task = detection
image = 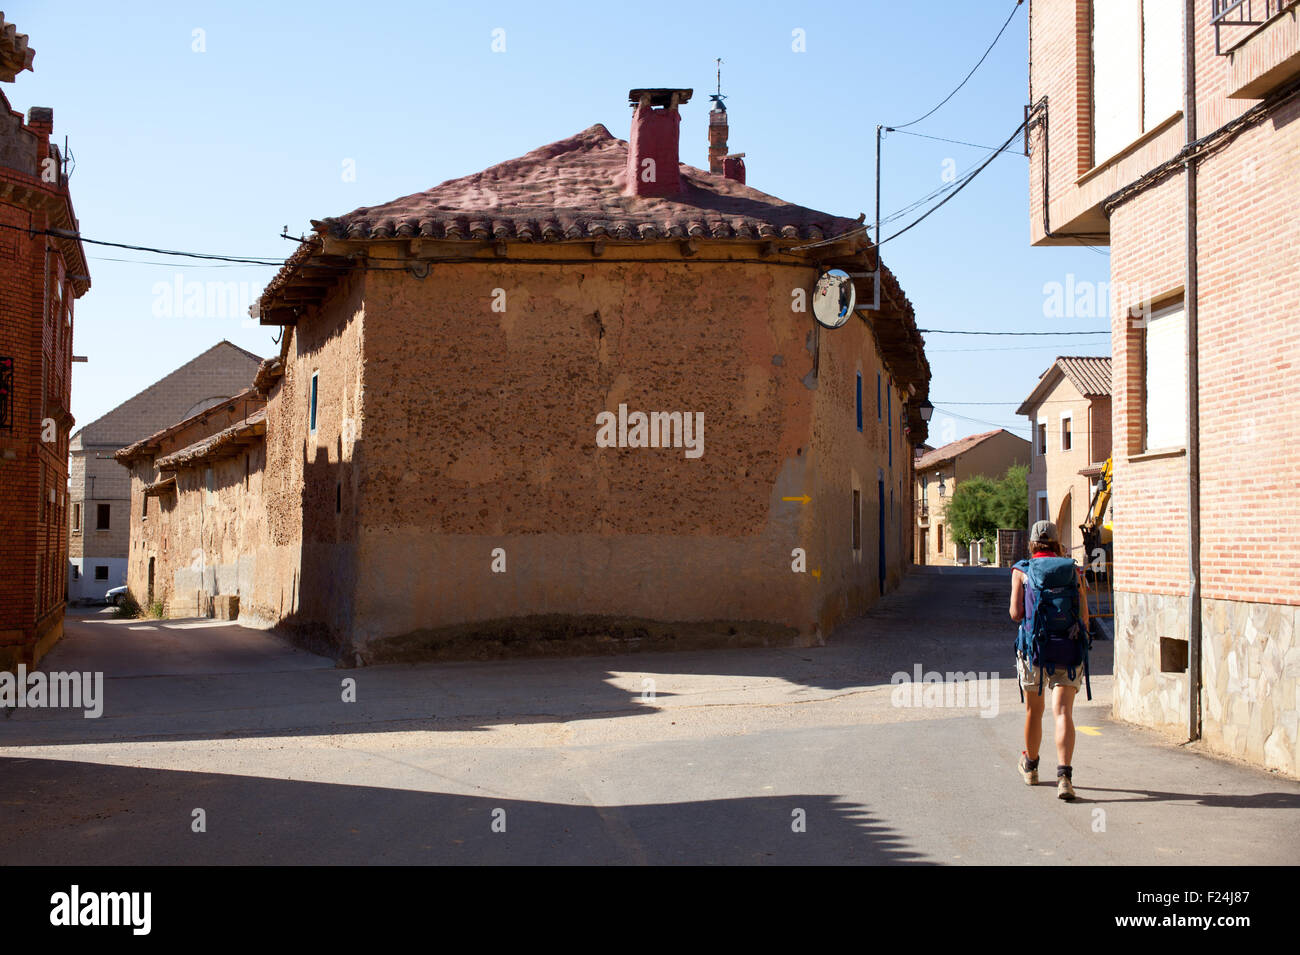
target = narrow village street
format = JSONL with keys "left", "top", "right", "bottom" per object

{"left": 4, "top": 568, "right": 1297, "bottom": 865}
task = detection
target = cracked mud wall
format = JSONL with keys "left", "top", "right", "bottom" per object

{"left": 349, "top": 252, "right": 912, "bottom": 655}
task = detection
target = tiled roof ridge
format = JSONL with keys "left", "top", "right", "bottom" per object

{"left": 310, "top": 123, "right": 860, "bottom": 244}
{"left": 114, "top": 387, "right": 263, "bottom": 463}
{"left": 153, "top": 407, "right": 267, "bottom": 471}
{"left": 914, "top": 428, "right": 1009, "bottom": 469}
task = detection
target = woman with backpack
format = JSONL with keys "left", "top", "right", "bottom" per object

{"left": 1009, "top": 520, "right": 1090, "bottom": 801}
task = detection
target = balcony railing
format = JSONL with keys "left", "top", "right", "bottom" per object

{"left": 916, "top": 499, "right": 930, "bottom": 526}
{"left": 1212, "top": 0, "right": 1298, "bottom": 54}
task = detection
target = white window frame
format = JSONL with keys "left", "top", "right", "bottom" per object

{"left": 1036, "top": 418, "right": 1047, "bottom": 456}
{"left": 1144, "top": 300, "right": 1187, "bottom": 452}
{"left": 1036, "top": 491, "right": 1049, "bottom": 524}
{"left": 1060, "top": 411, "right": 1073, "bottom": 452}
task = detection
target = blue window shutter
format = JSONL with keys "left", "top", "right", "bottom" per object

{"left": 310, "top": 374, "right": 318, "bottom": 432}
{"left": 877, "top": 372, "right": 882, "bottom": 420}
{"left": 856, "top": 373, "right": 863, "bottom": 432}
{"left": 887, "top": 386, "right": 893, "bottom": 467}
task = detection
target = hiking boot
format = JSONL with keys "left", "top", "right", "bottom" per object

{"left": 1018, "top": 752, "right": 1039, "bottom": 785}
{"left": 1057, "top": 773, "right": 1076, "bottom": 801}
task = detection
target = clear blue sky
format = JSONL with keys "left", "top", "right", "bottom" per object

{"left": 10, "top": 0, "right": 1109, "bottom": 446}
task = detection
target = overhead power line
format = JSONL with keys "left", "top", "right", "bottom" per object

{"left": 892, "top": 0, "right": 1026, "bottom": 129}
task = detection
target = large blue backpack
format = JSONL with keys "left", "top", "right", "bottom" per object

{"left": 1014, "top": 556, "right": 1091, "bottom": 701}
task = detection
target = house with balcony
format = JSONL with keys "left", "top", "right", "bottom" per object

{"left": 913, "top": 428, "right": 1029, "bottom": 565}
{"left": 1027, "top": 0, "right": 1300, "bottom": 775}
{"left": 1017, "top": 356, "right": 1112, "bottom": 561}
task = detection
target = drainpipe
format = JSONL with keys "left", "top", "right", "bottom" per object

{"left": 1184, "top": 0, "right": 1202, "bottom": 743}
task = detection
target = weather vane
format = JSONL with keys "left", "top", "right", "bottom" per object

{"left": 710, "top": 57, "right": 726, "bottom": 109}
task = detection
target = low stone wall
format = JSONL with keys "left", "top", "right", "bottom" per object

{"left": 1113, "top": 589, "right": 1299, "bottom": 777}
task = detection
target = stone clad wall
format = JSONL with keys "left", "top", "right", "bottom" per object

{"left": 1202, "top": 598, "right": 1299, "bottom": 775}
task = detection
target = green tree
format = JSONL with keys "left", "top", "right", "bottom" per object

{"left": 944, "top": 465, "right": 1029, "bottom": 552}
{"left": 944, "top": 475, "right": 999, "bottom": 550}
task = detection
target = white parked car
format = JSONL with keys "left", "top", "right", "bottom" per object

{"left": 104, "top": 585, "right": 128, "bottom": 606}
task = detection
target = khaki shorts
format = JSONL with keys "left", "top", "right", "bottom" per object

{"left": 1017, "top": 652, "right": 1084, "bottom": 694}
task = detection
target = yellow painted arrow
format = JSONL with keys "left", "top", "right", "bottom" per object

{"left": 1077, "top": 726, "right": 1102, "bottom": 736}
{"left": 811, "top": 569, "right": 821, "bottom": 579}
{"left": 782, "top": 494, "right": 812, "bottom": 505}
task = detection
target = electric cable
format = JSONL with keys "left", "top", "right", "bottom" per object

{"left": 892, "top": 0, "right": 1025, "bottom": 129}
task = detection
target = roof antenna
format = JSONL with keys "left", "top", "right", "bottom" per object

{"left": 710, "top": 57, "right": 726, "bottom": 110}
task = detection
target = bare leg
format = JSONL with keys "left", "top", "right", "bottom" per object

{"left": 1024, "top": 688, "right": 1045, "bottom": 760}
{"left": 1053, "top": 685, "right": 1078, "bottom": 765}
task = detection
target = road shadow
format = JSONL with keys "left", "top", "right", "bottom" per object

{"left": 3, "top": 566, "right": 1107, "bottom": 747}
{"left": 0, "top": 755, "right": 932, "bottom": 865}
{"left": 1076, "top": 786, "right": 1300, "bottom": 810}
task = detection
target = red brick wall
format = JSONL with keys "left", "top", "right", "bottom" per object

{"left": 0, "top": 111, "right": 82, "bottom": 668}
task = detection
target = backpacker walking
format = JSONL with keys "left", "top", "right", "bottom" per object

{"left": 1009, "top": 521, "right": 1091, "bottom": 800}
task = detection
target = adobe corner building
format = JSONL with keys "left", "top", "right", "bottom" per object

{"left": 120, "top": 88, "right": 931, "bottom": 663}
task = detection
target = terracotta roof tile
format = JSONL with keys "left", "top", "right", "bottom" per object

{"left": 1016, "top": 356, "right": 1112, "bottom": 415}
{"left": 1056, "top": 355, "right": 1112, "bottom": 397}
{"left": 315, "top": 124, "right": 861, "bottom": 244}
{"left": 914, "top": 428, "right": 1010, "bottom": 471}
{"left": 154, "top": 407, "right": 267, "bottom": 471}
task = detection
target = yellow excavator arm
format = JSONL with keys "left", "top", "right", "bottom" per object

{"left": 1080, "top": 456, "right": 1113, "bottom": 552}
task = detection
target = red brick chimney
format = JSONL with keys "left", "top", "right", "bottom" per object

{"left": 708, "top": 100, "right": 728, "bottom": 175}
{"left": 723, "top": 153, "right": 746, "bottom": 185}
{"left": 626, "top": 88, "right": 692, "bottom": 198}
{"left": 708, "top": 92, "right": 745, "bottom": 184}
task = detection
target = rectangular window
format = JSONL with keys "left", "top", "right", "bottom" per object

{"left": 1036, "top": 492, "right": 1049, "bottom": 524}
{"left": 1092, "top": 0, "right": 1182, "bottom": 165}
{"left": 205, "top": 467, "right": 216, "bottom": 507}
{"left": 72, "top": 565, "right": 79, "bottom": 580}
{"left": 96, "top": 503, "right": 110, "bottom": 529}
{"left": 1036, "top": 420, "right": 1047, "bottom": 455}
{"left": 310, "top": 372, "right": 319, "bottom": 434}
{"left": 1144, "top": 301, "right": 1187, "bottom": 451}
{"left": 856, "top": 372, "right": 863, "bottom": 433}
{"left": 1061, "top": 412, "right": 1073, "bottom": 452}
{"left": 72, "top": 502, "right": 80, "bottom": 532}
{"left": 143, "top": 492, "right": 149, "bottom": 519}
{"left": 852, "top": 488, "right": 861, "bottom": 552}
{"left": 937, "top": 523, "right": 944, "bottom": 554}
{"left": 94, "top": 565, "right": 108, "bottom": 581}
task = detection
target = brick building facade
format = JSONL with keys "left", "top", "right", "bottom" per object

{"left": 1017, "top": 356, "right": 1112, "bottom": 560}
{"left": 1028, "top": 1, "right": 1300, "bottom": 775}
{"left": 68, "top": 340, "right": 261, "bottom": 603}
{"left": 120, "top": 89, "right": 932, "bottom": 663}
{"left": 0, "top": 18, "right": 89, "bottom": 671}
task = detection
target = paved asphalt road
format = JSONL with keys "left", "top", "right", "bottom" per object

{"left": 3, "top": 569, "right": 1297, "bottom": 864}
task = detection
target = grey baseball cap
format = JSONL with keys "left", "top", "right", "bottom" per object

{"left": 1030, "top": 520, "right": 1058, "bottom": 543}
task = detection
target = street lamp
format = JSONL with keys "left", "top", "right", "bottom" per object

{"left": 918, "top": 398, "right": 934, "bottom": 423}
